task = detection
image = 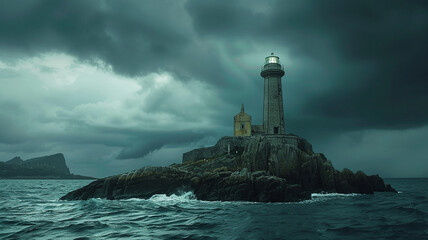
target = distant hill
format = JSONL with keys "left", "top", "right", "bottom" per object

{"left": 0, "top": 153, "right": 95, "bottom": 179}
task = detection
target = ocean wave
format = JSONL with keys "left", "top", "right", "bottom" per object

{"left": 149, "top": 191, "right": 197, "bottom": 203}
{"left": 117, "top": 192, "right": 361, "bottom": 205}
{"left": 311, "top": 192, "right": 361, "bottom": 198}
{"left": 291, "top": 192, "right": 362, "bottom": 204}
{"left": 2, "top": 179, "right": 427, "bottom": 240}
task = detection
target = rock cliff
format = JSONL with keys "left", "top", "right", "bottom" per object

{"left": 0, "top": 153, "right": 94, "bottom": 179}
{"left": 61, "top": 135, "right": 396, "bottom": 202}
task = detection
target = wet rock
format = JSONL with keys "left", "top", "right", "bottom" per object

{"left": 61, "top": 134, "right": 397, "bottom": 202}
{"left": 61, "top": 166, "right": 194, "bottom": 200}
{"left": 368, "top": 174, "right": 397, "bottom": 193}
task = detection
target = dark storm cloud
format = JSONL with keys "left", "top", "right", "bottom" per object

{"left": 64, "top": 122, "right": 211, "bottom": 160}
{"left": 2, "top": 0, "right": 427, "bottom": 133}
{"left": 115, "top": 130, "right": 209, "bottom": 159}
{"left": 273, "top": 1, "right": 428, "bottom": 130}
{"left": 0, "top": 0, "right": 231, "bottom": 86}
{"left": 185, "top": 0, "right": 263, "bottom": 37}
{"left": 186, "top": 0, "right": 428, "bottom": 132}
{"left": 37, "top": 112, "right": 212, "bottom": 160}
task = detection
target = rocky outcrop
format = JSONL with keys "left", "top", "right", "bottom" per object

{"left": 180, "top": 135, "right": 396, "bottom": 195}
{"left": 182, "top": 135, "right": 313, "bottom": 163}
{"left": 61, "top": 167, "right": 193, "bottom": 200}
{"left": 60, "top": 135, "right": 396, "bottom": 202}
{"left": 60, "top": 166, "right": 310, "bottom": 202}
{"left": 189, "top": 169, "right": 310, "bottom": 202}
{"left": 0, "top": 153, "right": 94, "bottom": 179}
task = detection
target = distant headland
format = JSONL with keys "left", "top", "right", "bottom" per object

{"left": 60, "top": 54, "right": 396, "bottom": 202}
{"left": 0, "top": 153, "right": 95, "bottom": 179}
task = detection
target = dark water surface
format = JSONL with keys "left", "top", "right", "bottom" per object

{"left": 0, "top": 179, "right": 427, "bottom": 239}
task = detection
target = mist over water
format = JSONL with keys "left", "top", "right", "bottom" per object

{"left": 0, "top": 179, "right": 427, "bottom": 239}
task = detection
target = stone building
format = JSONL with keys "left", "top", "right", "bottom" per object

{"left": 234, "top": 54, "right": 286, "bottom": 136}
{"left": 233, "top": 104, "right": 251, "bottom": 136}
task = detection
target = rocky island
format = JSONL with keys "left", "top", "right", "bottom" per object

{"left": 0, "top": 153, "right": 95, "bottom": 179}
{"left": 60, "top": 135, "right": 396, "bottom": 202}
{"left": 61, "top": 54, "right": 396, "bottom": 202}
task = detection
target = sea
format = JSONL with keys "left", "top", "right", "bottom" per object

{"left": 0, "top": 179, "right": 427, "bottom": 240}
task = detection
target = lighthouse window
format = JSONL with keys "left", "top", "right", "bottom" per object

{"left": 274, "top": 127, "right": 279, "bottom": 134}
{"left": 268, "top": 57, "right": 278, "bottom": 63}
{"left": 241, "top": 124, "right": 245, "bottom": 129}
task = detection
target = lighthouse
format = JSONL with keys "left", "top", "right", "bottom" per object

{"left": 233, "top": 53, "right": 286, "bottom": 136}
{"left": 261, "top": 53, "right": 285, "bottom": 135}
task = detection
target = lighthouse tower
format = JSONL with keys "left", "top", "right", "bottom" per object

{"left": 261, "top": 53, "right": 285, "bottom": 135}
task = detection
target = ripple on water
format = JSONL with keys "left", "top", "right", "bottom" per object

{"left": 1, "top": 179, "right": 428, "bottom": 239}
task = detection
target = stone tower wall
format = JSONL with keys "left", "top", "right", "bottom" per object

{"left": 263, "top": 76, "right": 285, "bottom": 134}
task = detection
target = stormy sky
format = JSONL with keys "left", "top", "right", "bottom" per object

{"left": 1, "top": 0, "right": 427, "bottom": 178}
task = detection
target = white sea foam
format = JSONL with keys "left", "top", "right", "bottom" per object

{"left": 311, "top": 193, "right": 361, "bottom": 198}
{"left": 291, "top": 192, "right": 362, "bottom": 204}
{"left": 149, "top": 191, "right": 197, "bottom": 203}
{"left": 120, "top": 192, "right": 361, "bottom": 205}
